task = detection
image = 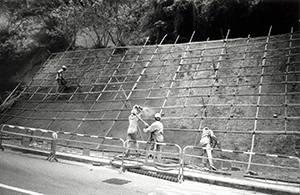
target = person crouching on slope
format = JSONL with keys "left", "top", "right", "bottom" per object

{"left": 56, "top": 65, "right": 67, "bottom": 94}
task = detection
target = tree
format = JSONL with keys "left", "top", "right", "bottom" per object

{"left": 75, "top": 0, "right": 148, "bottom": 48}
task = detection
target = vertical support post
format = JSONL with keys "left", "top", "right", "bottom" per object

{"left": 119, "top": 140, "right": 127, "bottom": 173}
{"left": 284, "top": 27, "right": 293, "bottom": 134}
{"left": 247, "top": 26, "right": 272, "bottom": 172}
{"left": 47, "top": 132, "right": 58, "bottom": 162}
{"left": 0, "top": 125, "right": 4, "bottom": 151}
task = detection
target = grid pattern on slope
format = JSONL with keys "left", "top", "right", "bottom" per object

{"left": 0, "top": 30, "right": 299, "bottom": 143}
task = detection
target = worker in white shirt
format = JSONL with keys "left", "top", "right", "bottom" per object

{"left": 56, "top": 65, "right": 67, "bottom": 93}
{"left": 143, "top": 113, "right": 164, "bottom": 159}
{"left": 199, "top": 127, "right": 218, "bottom": 170}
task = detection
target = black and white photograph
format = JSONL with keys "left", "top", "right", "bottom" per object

{"left": 0, "top": 0, "right": 299, "bottom": 194}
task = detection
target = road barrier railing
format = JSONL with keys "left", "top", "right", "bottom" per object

{"left": 0, "top": 124, "right": 58, "bottom": 161}
{"left": 243, "top": 151, "right": 300, "bottom": 185}
{"left": 56, "top": 131, "right": 125, "bottom": 161}
{"left": 1, "top": 123, "right": 299, "bottom": 188}
{"left": 182, "top": 145, "right": 300, "bottom": 186}
{"left": 121, "top": 139, "right": 183, "bottom": 182}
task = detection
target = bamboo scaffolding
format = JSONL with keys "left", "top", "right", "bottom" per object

{"left": 24, "top": 73, "right": 300, "bottom": 91}
{"left": 97, "top": 35, "right": 168, "bottom": 148}
{"left": 0, "top": 83, "right": 21, "bottom": 108}
{"left": 143, "top": 35, "right": 180, "bottom": 115}
{"left": 4, "top": 102, "right": 300, "bottom": 113}
{"left": 45, "top": 49, "right": 111, "bottom": 132}
{"left": 4, "top": 114, "right": 300, "bottom": 122}
{"left": 160, "top": 32, "right": 195, "bottom": 115}
{"left": 44, "top": 51, "right": 93, "bottom": 132}
{"left": 224, "top": 34, "right": 250, "bottom": 133}
{"left": 0, "top": 49, "right": 55, "bottom": 124}
{"left": 23, "top": 73, "right": 300, "bottom": 90}
{"left": 92, "top": 49, "right": 133, "bottom": 138}
{"left": 190, "top": 37, "right": 210, "bottom": 146}
{"left": 1, "top": 30, "right": 299, "bottom": 150}
{"left": 193, "top": 29, "right": 230, "bottom": 146}
{"left": 184, "top": 37, "right": 210, "bottom": 119}
{"left": 284, "top": 28, "right": 294, "bottom": 134}
{"left": 69, "top": 48, "right": 117, "bottom": 136}
{"left": 53, "top": 49, "right": 300, "bottom": 67}
{"left": 27, "top": 57, "right": 300, "bottom": 82}
{"left": 8, "top": 90, "right": 300, "bottom": 106}
{"left": 109, "top": 35, "right": 167, "bottom": 126}
{"left": 48, "top": 39, "right": 300, "bottom": 66}
{"left": 50, "top": 30, "right": 300, "bottom": 56}
{"left": 247, "top": 26, "right": 272, "bottom": 172}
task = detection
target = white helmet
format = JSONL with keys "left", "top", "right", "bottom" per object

{"left": 62, "top": 65, "right": 67, "bottom": 70}
{"left": 154, "top": 113, "right": 161, "bottom": 120}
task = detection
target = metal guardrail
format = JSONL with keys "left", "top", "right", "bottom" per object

{"left": 183, "top": 145, "right": 300, "bottom": 185}
{"left": 56, "top": 131, "right": 125, "bottom": 160}
{"left": 0, "top": 124, "right": 58, "bottom": 161}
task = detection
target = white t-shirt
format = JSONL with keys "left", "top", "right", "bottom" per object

{"left": 199, "top": 128, "right": 215, "bottom": 147}
{"left": 127, "top": 114, "right": 139, "bottom": 134}
{"left": 144, "top": 121, "right": 164, "bottom": 142}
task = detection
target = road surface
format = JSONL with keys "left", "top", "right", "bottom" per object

{"left": 0, "top": 149, "right": 269, "bottom": 195}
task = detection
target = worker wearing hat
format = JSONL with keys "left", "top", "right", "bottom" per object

{"left": 143, "top": 113, "right": 164, "bottom": 159}
{"left": 125, "top": 105, "right": 143, "bottom": 156}
{"left": 199, "top": 127, "right": 218, "bottom": 170}
{"left": 56, "top": 65, "right": 67, "bottom": 94}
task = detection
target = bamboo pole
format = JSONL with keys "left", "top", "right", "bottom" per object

{"left": 284, "top": 27, "right": 293, "bottom": 134}
{"left": 224, "top": 34, "right": 250, "bottom": 133}
{"left": 247, "top": 26, "right": 272, "bottom": 172}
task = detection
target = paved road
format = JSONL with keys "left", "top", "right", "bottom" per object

{"left": 0, "top": 149, "right": 269, "bottom": 195}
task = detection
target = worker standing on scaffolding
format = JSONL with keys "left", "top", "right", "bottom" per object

{"left": 199, "top": 127, "right": 218, "bottom": 170}
{"left": 125, "top": 105, "right": 143, "bottom": 156}
{"left": 56, "top": 65, "right": 67, "bottom": 94}
{"left": 143, "top": 113, "right": 164, "bottom": 160}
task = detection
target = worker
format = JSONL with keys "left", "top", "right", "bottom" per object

{"left": 143, "top": 113, "right": 164, "bottom": 159}
{"left": 125, "top": 105, "right": 143, "bottom": 156}
{"left": 199, "top": 127, "right": 218, "bottom": 170}
{"left": 56, "top": 65, "right": 67, "bottom": 94}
